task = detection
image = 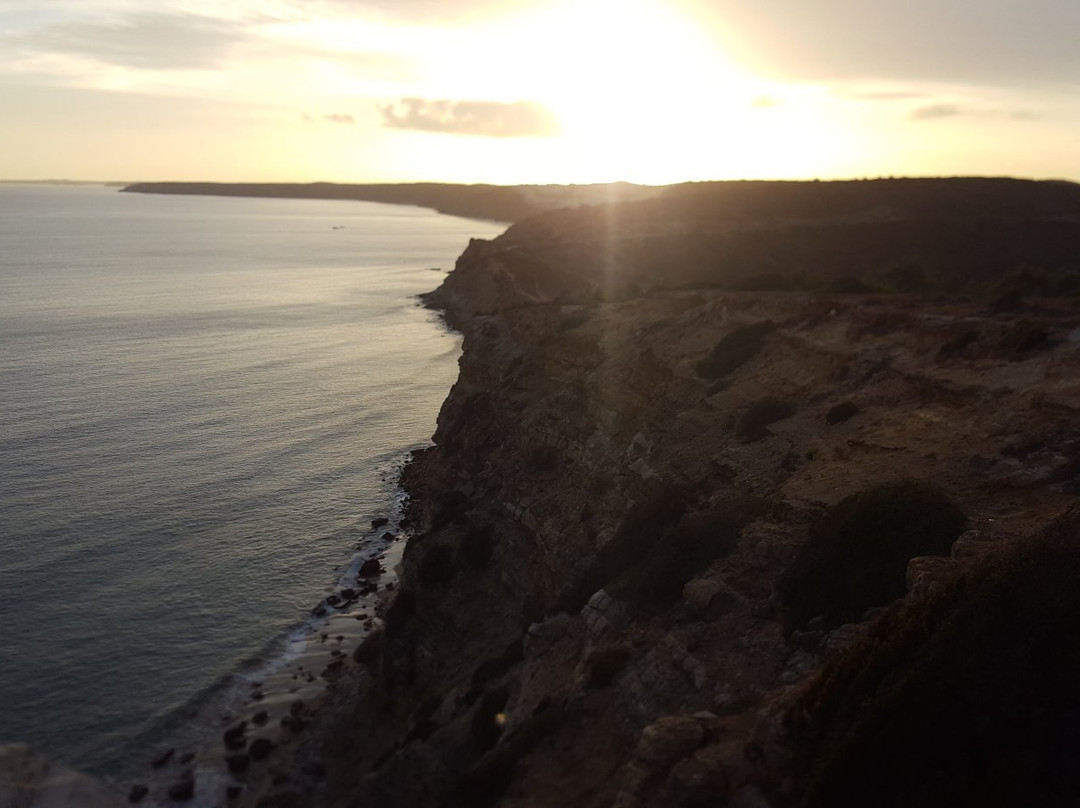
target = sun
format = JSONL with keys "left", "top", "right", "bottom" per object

{"left": 420, "top": 0, "right": 836, "bottom": 184}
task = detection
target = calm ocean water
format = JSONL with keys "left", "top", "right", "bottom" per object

{"left": 0, "top": 185, "right": 502, "bottom": 780}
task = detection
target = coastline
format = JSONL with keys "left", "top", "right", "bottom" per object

{"left": 119, "top": 181, "right": 662, "bottom": 225}
{"left": 227, "top": 177, "right": 1080, "bottom": 808}
{"left": 14, "top": 177, "right": 1080, "bottom": 806}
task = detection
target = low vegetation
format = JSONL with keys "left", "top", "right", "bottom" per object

{"left": 695, "top": 322, "right": 774, "bottom": 379}
{"left": 778, "top": 481, "right": 966, "bottom": 631}
{"left": 737, "top": 397, "right": 797, "bottom": 442}
{"left": 788, "top": 505, "right": 1080, "bottom": 808}
{"left": 610, "top": 505, "right": 746, "bottom": 612}
{"left": 557, "top": 483, "right": 687, "bottom": 614}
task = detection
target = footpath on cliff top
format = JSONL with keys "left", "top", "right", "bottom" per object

{"left": 118, "top": 178, "right": 1080, "bottom": 807}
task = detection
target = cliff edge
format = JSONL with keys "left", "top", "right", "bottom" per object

{"left": 241, "top": 178, "right": 1080, "bottom": 808}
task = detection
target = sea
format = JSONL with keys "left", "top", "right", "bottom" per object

{"left": 0, "top": 184, "right": 503, "bottom": 785}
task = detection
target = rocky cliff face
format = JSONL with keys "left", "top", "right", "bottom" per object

{"left": 249, "top": 179, "right": 1080, "bottom": 808}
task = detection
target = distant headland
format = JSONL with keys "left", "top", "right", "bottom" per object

{"left": 120, "top": 181, "right": 661, "bottom": 223}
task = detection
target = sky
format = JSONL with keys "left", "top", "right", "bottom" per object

{"left": 1, "top": 0, "right": 1079, "bottom": 185}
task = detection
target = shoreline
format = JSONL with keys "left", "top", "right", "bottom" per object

{"left": 126, "top": 493, "right": 414, "bottom": 807}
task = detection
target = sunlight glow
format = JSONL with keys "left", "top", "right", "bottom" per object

{"left": 397, "top": 0, "right": 843, "bottom": 184}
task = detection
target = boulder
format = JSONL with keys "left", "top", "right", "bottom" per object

{"left": 249, "top": 738, "right": 274, "bottom": 761}
{"left": 683, "top": 578, "right": 740, "bottom": 620}
{"left": 167, "top": 778, "right": 195, "bottom": 801}
{"left": 128, "top": 784, "right": 149, "bottom": 803}
{"left": 359, "top": 558, "right": 383, "bottom": 578}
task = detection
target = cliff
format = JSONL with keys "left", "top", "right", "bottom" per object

{"left": 119, "top": 181, "right": 660, "bottom": 224}
{"left": 240, "top": 178, "right": 1080, "bottom": 808}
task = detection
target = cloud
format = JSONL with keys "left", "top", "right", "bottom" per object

{"left": 323, "top": 112, "right": 355, "bottom": 124}
{"left": 13, "top": 11, "right": 247, "bottom": 70}
{"left": 844, "top": 90, "right": 925, "bottom": 102}
{"left": 694, "top": 0, "right": 1080, "bottom": 89}
{"left": 909, "top": 103, "right": 1040, "bottom": 122}
{"left": 379, "top": 97, "right": 560, "bottom": 138}
{"left": 911, "top": 103, "right": 960, "bottom": 120}
{"left": 283, "top": 0, "right": 548, "bottom": 24}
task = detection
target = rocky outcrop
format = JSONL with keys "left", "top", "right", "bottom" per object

{"left": 0, "top": 744, "right": 126, "bottom": 808}
{"left": 248, "top": 178, "right": 1080, "bottom": 808}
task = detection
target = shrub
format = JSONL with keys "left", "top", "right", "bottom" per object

{"left": 459, "top": 524, "right": 495, "bottom": 570}
{"left": 694, "top": 322, "right": 774, "bottom": 379}
{"left": 419, "top": 544, "right": 458, "bottom": 589}
{"left": 825, "top": 276, "right": 875, "bottom": 294}
{"left": 586, "top": 645, "right": 632, "bottom": 688}
{"left": 525, "top": 445, "right": 559, "bottom": 473}
{"left": 383, "top": 589, "right": 416, "bottom": 638}
{"left": 825, "top": 401, "right": 860, "bottom": 425}
{"left": 737, "top": 397, "right": 797, "bottom": 442}
{"left": 778, "top": 480, "right": 966, "bottom": 631}
{"left": 998, "top": 318, "right": 1052, "bottom": 355}
{"left": 789, "top": 504, "right": 1080, "bottom": 808}
{"left": 557, "top": 483, "right": 687, "bottom": 614}
{"left": 467, "top": 639, "right": 524, "bottom": 704}
{"left": 470, "top": 687, "right": 509, "bottom": 754}
{"left": 937, "top": 330, "right": 978, "bottom": 357}
{"left": 610, "top": 506, "right": 744, "bottom": 611}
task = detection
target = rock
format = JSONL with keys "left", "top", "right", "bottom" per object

{"left": 290, "top": 699, "right": 305, "bottom": 715}
{"left": 226, "top": 784, "right": 243, "bottom": 800}
{"left": 127, "top": 783, "right": 149, "bottom": 802}
{"left": 906, "top": 555, "right": 954, "bottom": 597}
{"left": 372, "top": 517, "right": 389, "bottom": 528}
{"left": 682, "top": 578, "right": 740, "bottom": 620}
{"left": 225, "top": 753, "right": 250, "bottom": 773}
{"left": 223, "top": 722, "right": 247, "bottom": 750}
{"left": 325, "top": 594, "right": 341, "bottom": 606}
{"left": 280, "top": 715, "right": 306, "bottom": 732}
{"left": 662, "top": 745, "right": 730, "bottom": 807}
{"left": 178, "top": 752, "right": 194, "bottom": 764}
{"left": 150, "top": 748, "right": 174, "bottom": 768}
{"left": 167, "top": 778, "right": 195, "bottom": 801}
{"left": 340, "top": 587, "right": 357, "bottom": 600}
{"left": 636, "top": 717, "right": 706, "bottom": 767}
{"left": 249, "top": 738, "right": 274, "bottom": 761}
{"left": 728, "top": 784, "right": 774, "bottom": 808}
{"left": 252, "top": 710, "right": 268, "bottom": 725}
{"left": 359, "top": 558, "right": 383, "bottom": 578}
{"left": 0, "top": 745, "right": 126, "bottom": 808}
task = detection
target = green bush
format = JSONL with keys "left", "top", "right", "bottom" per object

{"left": 789, "top": 505, "right": 1080, "bottom": 808}
{"left": 695, "top": 322, "right": 774, "bottom": 379}
{"left": 737, "top": 397, "right": 797, "bottom": 442}
{"left": 778, "top": 481, "right": 966, "bottom": 631}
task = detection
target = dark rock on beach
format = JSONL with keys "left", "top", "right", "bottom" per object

{"left": 127, "top": 784, "right": 148, "bottom": 803}
{"left": 358, "top": 558, "right": 383, "bottom": 577}
{"left": 167, "top": 778, "right": 194, "bottom": 801}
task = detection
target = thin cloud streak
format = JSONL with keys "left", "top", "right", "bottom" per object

{"left": 11, "top": 11, "right": 248, "bottom": 70}
{"left": 379, "top": 97, "right": 560, "bottom": 138}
